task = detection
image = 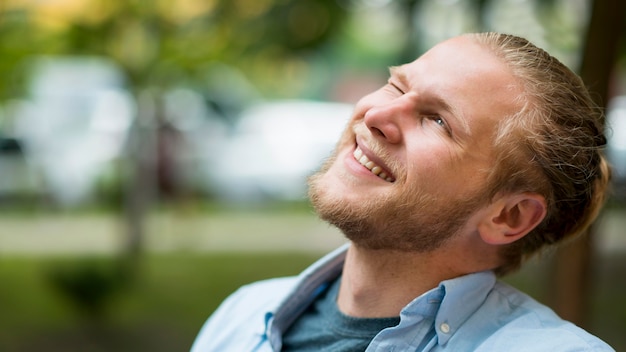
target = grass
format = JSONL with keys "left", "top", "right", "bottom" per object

{"left": 0, "top": 252, "right": 322, "bottom": 352}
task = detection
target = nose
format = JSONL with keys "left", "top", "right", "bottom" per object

{"left": 363, "top": 95, "right": 413, "bottom": 144}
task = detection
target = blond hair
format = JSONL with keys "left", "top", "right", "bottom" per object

{"left": 468, "top": 32, "right": 611, "bottom": 276}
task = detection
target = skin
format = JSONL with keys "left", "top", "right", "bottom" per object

{"left": 308, "top": 35, "right": 547, "bottom": 318}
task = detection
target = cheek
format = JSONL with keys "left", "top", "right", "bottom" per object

{"left": 404, "top": 154, "right": 440, "bottom": 188}
{"left": 403, "top": 144, "right": 464, "bottom": 192}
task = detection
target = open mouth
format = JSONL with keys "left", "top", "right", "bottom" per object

{"left": 353, "top": 147, "right": 395, "bottom": 182}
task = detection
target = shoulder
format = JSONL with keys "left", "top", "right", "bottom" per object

{"left": 469, "top": 281, "right": 614, "bottom": 351}
{"left": 203, "top": 275, "right": 299, "bottom": 323}
{"left": 230, "top": 276, "right": 300, "bottom": 303}
{"left": 191, "top": 276, "right": 299, "bottom": 352}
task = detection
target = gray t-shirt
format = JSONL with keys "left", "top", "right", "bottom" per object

{"left": 282, "top": 276, "right": 401, "bottom": 351}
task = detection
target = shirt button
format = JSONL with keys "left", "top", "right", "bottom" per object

{"left": 440, "top": 323, "right": 451, "bottom": 334}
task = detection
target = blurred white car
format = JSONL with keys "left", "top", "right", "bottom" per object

{"left": 12, "top": 57, "right": 135, "bottom": 207}
{"left": 203, "top": 100, "right": 353, "bottom": 202}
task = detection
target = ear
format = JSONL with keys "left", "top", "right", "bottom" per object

{"left": 477, "top": 193, "right": 547, "bottom": 245}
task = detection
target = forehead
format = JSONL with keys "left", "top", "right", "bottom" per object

{"left": 414, "top": 36, "right": 518, "bottom": 90}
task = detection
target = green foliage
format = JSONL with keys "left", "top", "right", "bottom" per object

{"left": 0, "top": 0, "right": 349, "bottom": 101}
{"left": 44, "top": 256, "right": 136, "bottom": 319}
{"left": 0, "top": 252, "right": 321, "bottom": 351}
{"left": 0, "top": 9, "right": 42, "bottom": 100}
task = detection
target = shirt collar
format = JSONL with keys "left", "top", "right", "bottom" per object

{"left": 265, "top": 244, "right": 496, "bottom": 349}
{"left": 433, "top": 271, "right": 496, "bottom": 345}
{"left": 266, "top": 244, "right": 348, "bottom": 351}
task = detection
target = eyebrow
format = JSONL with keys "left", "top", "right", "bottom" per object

{"left": 388, "top": 66, "right": 471, "bottom": 138}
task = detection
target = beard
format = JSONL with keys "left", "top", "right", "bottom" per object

{"left": 308, "top": 149, "right": 491, "bottom": 253}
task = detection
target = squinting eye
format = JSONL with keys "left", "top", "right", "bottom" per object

{"left": 427, "top": 115, "right": 451, "bottom": 136}
{"left": 428, "top": 115, "right": 445, "bottom": 127}
{"left": 390, "top": 82, "right": 404, "bottom": 94}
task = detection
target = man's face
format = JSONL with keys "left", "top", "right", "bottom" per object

{"left": 308, "top": 36, "right": 525, "bottom": 252}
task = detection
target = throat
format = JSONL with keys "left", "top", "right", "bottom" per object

{"left": 337, "top": 246, "right": 438, "bottom": 318}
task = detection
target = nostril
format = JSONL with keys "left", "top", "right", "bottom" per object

{"left": 370, "top": 126, "right": 386, "bottom": 138}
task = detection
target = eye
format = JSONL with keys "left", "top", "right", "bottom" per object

{"left": 424, "top": 114, "right": 445, "bottom": 126}
{"left": 389, "top": 82, "right": 405, "bottom": 95}
{"left": 426, "top": 115, "right": 451, "bottom": 136}
{"left": 432, "top": 116, "right": 445, "bottom": 127}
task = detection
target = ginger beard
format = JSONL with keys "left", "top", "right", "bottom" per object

{"left": 308, "top": 125, "right": 492, "bottom": 253}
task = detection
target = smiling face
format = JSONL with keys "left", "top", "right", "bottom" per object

{"left": 308, "top": 35, "right": 525, "bottom": 252}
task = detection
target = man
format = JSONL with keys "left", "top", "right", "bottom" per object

{"left": 191, "top": 32, "right": 613, "bottom": 351}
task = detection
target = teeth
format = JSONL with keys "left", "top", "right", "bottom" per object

{"left": 353, "top": 147, "right": 394, "bottom": 182}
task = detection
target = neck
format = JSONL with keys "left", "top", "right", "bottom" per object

{"left": 336, "top": 241, "right": 496, "bottom": 318}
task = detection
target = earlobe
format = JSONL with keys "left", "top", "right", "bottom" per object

{"left": 478, "top": 194, "right": 547, "bottom": 245}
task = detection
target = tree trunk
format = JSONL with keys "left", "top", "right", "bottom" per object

{"left": 124, "top": 90, "right": 158, "bottom": 257}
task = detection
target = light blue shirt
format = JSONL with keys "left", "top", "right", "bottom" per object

{"left": 191, "top": 244, "right": 614, "bottom": 351}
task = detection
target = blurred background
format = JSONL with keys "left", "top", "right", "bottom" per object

{"left": 0, "top": 0, "right": 624, "bottom": 350}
